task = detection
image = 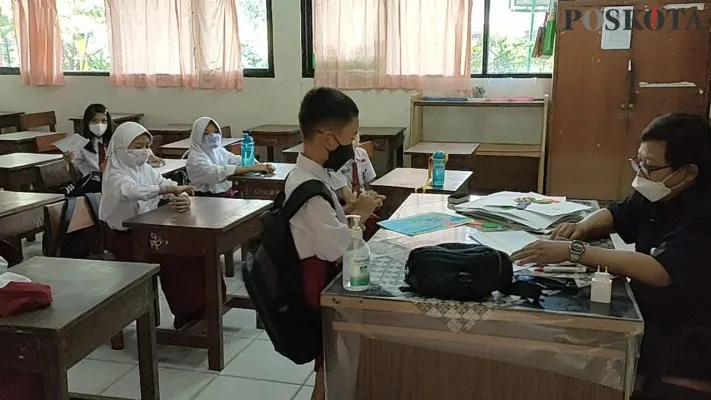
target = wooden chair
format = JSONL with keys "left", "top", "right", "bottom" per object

{"left": 150, "top": 134, "right": 164, "bottom": 157}
{"left": 35, "top": 133, "right": 68, "bottom": 153}
{"left": 227, "top": 142, "right": 241, "bottom": 156}
{"left": 20, "top": 111, "right": 57, "bottom": 132}
{"left": 33, "top": 160, "right": 73, "bottom": 192}
{"left": 43, "top": 194, "right": 126, "bottom": 349}
{"left": 222, "top": 126, "right": 232, "bottom": 138}
{"left": 359, "top": 141, "right": 374, "bottom": 158}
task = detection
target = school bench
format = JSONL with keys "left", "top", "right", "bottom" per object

{"left": 0, "top": 191, "right": 64, "bottom": 261}
{"left": 0, "top": 131, "right": 67, "bottom": 155}
{"left": 0, "top": 111, "right": 24, "bottom": 132}
{"left": 228, "top": 162, "right": 296, "bottom": 200}
{"left": 0, "top": 153, "right": 64, "bottom": 191}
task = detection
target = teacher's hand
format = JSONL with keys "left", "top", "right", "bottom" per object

{"left": 510, "top": 240, "right": 571, "bottom": 265}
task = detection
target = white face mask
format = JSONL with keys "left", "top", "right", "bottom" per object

{"left": 124, "top": 149, "right": 151, "bottom": 167}
{"left": 203, "top": 133, "right": 222, "bottom": 149}
{"left": 632, "top": 175, "right": 672, "bottom": 202}
{"left": 89, "top": 123, "right": 107, "bottom": 137}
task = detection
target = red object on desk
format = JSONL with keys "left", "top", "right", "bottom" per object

{"left": 0, "top": 282, "right": 53, "bottom": 317}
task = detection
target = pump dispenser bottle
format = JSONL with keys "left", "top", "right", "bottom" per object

{"left": 343, "top": 215, "right": 370, "bottom": 291}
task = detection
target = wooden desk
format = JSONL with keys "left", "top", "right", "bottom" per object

{"left": 282, "top": 143, "right": 302, "bottom": 163}
{"left": 0, "top": 153, "right": 63, "bottom": 191}
{"left": 152, "top": 158, "right": 186, "bottom": 177}
{"left": 246, "top": 125, "right": 301, "bottom": 162}
{"left": 70, "top": 113, "right": 144, "bottom": 134}
{"left": 0, "top": 257, "right": 159, "bottom": 400}
{"left": 147, "top": 123, "right": 193, "bottom": 145}
{"left": 0, "top": 192, "right": 63, "bottom": 256}
{"left": 359, "top": 126, "right": 406, "bottom": 173}
{"left": 0, "top": 111, "right": 24, "bottom": 132}
{"left": 370, "top": 168, "right": 472, "bottom": 218}
{"left": 124, "top": 197, "right": 272, "bottom": 371}
{"left": 406, "top": 142, "right": 479, "bottom": 193}
{"left": 0, "top": 131, "right": 68, "bottom": 155}
{"left": 229, "top": 162, "right": 295, "bottom": 200}
{"left": 159, "top": 137, "right": 241, "bottom": 159}
{"left": 322, "top": 194, "right": 642, "bottom": 400}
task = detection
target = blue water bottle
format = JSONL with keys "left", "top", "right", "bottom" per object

{"left": 431, "top": 150, "right": 447, "bottom": 188}
{"left": 241, "top": 131, "right": 255, "bottom": 167}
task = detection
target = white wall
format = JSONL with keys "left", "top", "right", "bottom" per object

{"left": 0, "top": 0, "right": 551, "bottom": 146}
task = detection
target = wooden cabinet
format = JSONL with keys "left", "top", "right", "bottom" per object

{"left": 547, "top": 0, "right": 711, "bottom": 200}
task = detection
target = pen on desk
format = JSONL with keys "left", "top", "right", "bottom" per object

{"left": 534, "top": 266, "right": 587, "bottom": 273}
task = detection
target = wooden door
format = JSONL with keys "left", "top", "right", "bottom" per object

{"left": 617, "top": 2, "right": 711, "bottom": 198}
{"left": 548, "top": 4, "right": 631, "bottom": 200}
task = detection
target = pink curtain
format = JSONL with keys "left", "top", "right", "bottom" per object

{"left": 105, "top": 0, "right": 243, "bottom": 90}
{"left": 12, "top": 0, "right": 65, "bottom": 86}
{"left": 313, "top": 0, "right": 473, "bottom": 91}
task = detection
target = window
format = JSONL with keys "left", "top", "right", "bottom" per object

{"left": 0, "top": 0, "right": 274, "bottom": 77}
{"left": 0, "top": 0, "right": 19, "bottom": 70}
{"left": 301, "top": 0, "right": 553, "bottom": 78}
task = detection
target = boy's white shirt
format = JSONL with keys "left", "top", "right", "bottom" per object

{"left": 331, "top": 147, "right": 376, "bottom": 192}
{"left": 286, "top": 154, "right": 350, "bottom": 262}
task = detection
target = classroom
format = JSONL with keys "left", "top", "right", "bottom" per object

{"left": 0, "top": 0, "right": 709, "bottom": 399}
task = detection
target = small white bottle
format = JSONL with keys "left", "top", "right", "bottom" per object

{"left": 590, "top": 266, "right": 612, "bottom": 304}
{"left": 342, "top": 215, "right": 370, "bottom": 292}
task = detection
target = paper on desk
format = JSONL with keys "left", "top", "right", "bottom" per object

{"left": 53, "top": 133, "right": 89, "bottom": 153}
{"left": 468, "top": 230, "right": 540, "bottom": 271}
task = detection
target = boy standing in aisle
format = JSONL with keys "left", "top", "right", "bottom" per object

{"left": 286, "top": 87, "right": 380, "bottom": 400}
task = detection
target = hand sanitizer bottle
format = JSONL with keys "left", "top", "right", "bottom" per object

{"left": 343, "top": 215, "right": 370, "bottom": 291}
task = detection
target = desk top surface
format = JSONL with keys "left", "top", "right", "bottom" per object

{"left": 0, "top": 111, "right": 23, "bottom": 117}
{"left": 0, "top": 153, "right": 63, "bottom": 170}
{"left": 246, "top": 125, "right": 300, "bottom": 135}
{"left": 229, "top": 162, "right": 295, "bottom": 182}
{"left": 371, "top": 168, "right": 472, "bottom": 193}
{"left": 69, "top": 113, "right": 143, "bottom": 122}
{"left": 0, "top": 191, "right": 64, "bottom": 218}
{"left": 0, "top": 131, "right": 65, "bottom": 142}
{"left": 159, "top": 137, "right": 241, "bottom": 150}
{"left": 152, "top": 158, "right": 186, "bottom": 176}
{"left": 406, "top": 142, "right": 480, "bottom": 156}
{"left": 358, "top": 127, "right": 406, "bottom": 137}
{"left": 323, "top": 193, "right": 642, "bottom": 324}
{"left": 124, "top": 197, "right": 272, "bottom": 231}
{"left": 0, "top": 256, "right": 158, "bottom": 333}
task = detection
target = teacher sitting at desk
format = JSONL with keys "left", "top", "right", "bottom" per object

{"left": 512, "top": 112, "right": 711, "bottom": 389}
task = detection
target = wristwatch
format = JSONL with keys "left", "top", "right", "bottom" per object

{"left": 569, "top": 240, "right": 586, "bottom": 263}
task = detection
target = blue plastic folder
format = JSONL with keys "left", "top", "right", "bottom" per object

{"left": 377, "top": 212, "right": 471, "bottom": 236}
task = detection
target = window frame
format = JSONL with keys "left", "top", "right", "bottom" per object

{"left": 300, "top": 0, "right": 552, "bottom": 79}
{"left": 0, "top": 0, "right": 275, "bottom": 78}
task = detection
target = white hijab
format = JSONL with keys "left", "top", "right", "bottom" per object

{"left": 187, "top": 117, "right": 234, "bottom": 193}
{"left": 98, "top": 122, "right": 154, "bottom": 221}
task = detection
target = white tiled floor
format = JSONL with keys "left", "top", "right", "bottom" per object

{"left": 18, "top": 231, "right": 633, "bottom": 400}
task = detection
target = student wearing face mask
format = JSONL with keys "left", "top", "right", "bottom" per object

{"left": 286, "top": 88, "right": 380, "bottom": 400}
{"left": 186, "top": 117, "right": 274, "bottom": 197}
{"left": 62, "top": 104, "right": 114, "bottom": 193}
{"left": 99, "top": 122, "right": 219, "bottom": 329}
{"left": 511, "top": 112, "right": 711, "bottom": 388}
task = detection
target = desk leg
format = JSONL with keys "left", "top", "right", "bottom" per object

{"left": 205, "top": 249, "right": 224, "bottom": 371}
{"left": 137, "top": 277, "right": 160, "bottom": 400}
{"left": 224, "top": 251, "right": 235, "bottom": 278}
{"left": 267, "top": 146, "right": 275, "bottom": 162}
{"left": 396, "top": 144, "right": 404, "bottom": 168}
{"left": 40, "top": 340, "right": 69, "bottom": 400}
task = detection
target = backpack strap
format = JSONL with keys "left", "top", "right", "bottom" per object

{"left": 83, "top": 192, "right": 100, "bottom": 222}
{"left": 281, "top": 180, "right": 335, "bottom": 221}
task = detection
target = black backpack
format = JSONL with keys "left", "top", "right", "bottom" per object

{"left": 402, "top": 243, "right": 543, "bottom": 302}
{"left": 243, "top": 180, "right": 335, "bottom": 365}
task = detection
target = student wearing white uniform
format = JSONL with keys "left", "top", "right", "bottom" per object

{"left": 64, "top": 104, "right": 164, "bottom": 194}
{"left": 186, "top": 117, "right": 274, "bottom": 196}
{"left": 332, "top": 131, "right": 377, "bottom": 201}
{"left": 286, "top": 88, "right": 380, "bottom": 400}
{"left": 99, "top": 122, "right": 214, "bottom": 329}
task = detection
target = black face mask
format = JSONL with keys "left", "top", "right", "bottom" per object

{"left": 324, "top": 141, "right": 355, "bottom": 171}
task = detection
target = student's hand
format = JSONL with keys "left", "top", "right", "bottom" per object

{"left": 149, "top": 154, "right": 166, "bottom": 167}
{"left": 250, "top": 163, "right": 275, "bottom": 174}
{"left": 551, "top": 222, "right": 589, "bottom": 240}
{"left": 165, "top": 185, "right": 195, "bottom": 196}
{"left": 170, "top": 193, "right": 191, "bottom": 213}
{"left": 343, "top": 189, "right": 358, "bottom": 206}
{"left": 352, "top": 192, "right": 379, "bottom": 216}
{"left": 511, "top": 240, "right": 571, "bottom": 265}
{"left": 364, "top": 190, "right": 386, "bottom": 206}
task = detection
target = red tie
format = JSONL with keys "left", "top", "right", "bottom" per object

{"left": 351, "top": 160, "right": 360, "bottom": 194}
{"left": 98, "top": 142, "right": 107, "bottom": 174}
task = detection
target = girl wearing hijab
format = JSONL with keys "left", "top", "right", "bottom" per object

{"left": 187, "top": 117, "right": 275, "bottom": 196}
{"left": 99, "top": 122, "right": 214, "bottom": 329}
